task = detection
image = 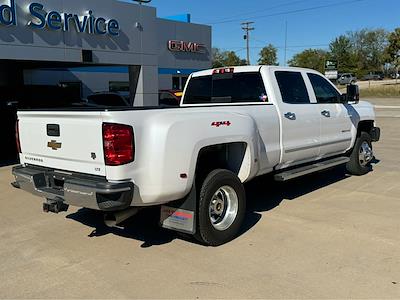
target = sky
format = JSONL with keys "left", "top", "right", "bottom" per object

{"left": 143, "top": 0, "right": 400, "bottom": 65}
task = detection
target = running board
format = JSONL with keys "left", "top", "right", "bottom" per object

{"left": 274, "top": 157, "right": 350, "bottom": 182}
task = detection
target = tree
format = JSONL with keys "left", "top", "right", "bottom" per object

{"left": 258, "top": 44, "right": 278, "bottom": 65}
{"left": 288, "top": 49, "right": 328, "bottom": 73}
{"left": 212, "top": 48, "right": 247, "bottom": 68}
{"left": 224, "top": 51, "right": 247, "bottom": 66}
{"left": 347, "top": 28, "right": 387, "bottom": 76}
{"left": 329, "top": 35, "right": 356, "bottom": 73}
{"left": 385, "top": 28, "right": 400, "bottom": 71}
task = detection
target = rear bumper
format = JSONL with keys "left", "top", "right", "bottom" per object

{"left": 12, "top": 165, "right": 134, "bottom": 211}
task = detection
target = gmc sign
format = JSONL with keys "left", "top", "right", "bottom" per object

{"left": 168, "top": 40, "right": 205, "bottom": 53}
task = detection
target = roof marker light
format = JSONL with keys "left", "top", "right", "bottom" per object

{"left": 213, "top": 68, "right": 234, "bottom": 75}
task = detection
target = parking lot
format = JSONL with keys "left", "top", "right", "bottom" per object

{"left": 0, "top": 98, "right": 399, "bottom": 299}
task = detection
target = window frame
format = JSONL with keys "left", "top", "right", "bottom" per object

{"left": 306, "top": 72, "right": 342, "bottom": 104}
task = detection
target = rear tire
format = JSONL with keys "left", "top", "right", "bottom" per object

{"left": 194, "top": 169, "right": 246, "bottom": 246}
{"left": 346, "top": 132, "right": 373, "bottom": 175}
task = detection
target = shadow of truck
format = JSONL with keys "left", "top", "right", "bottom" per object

{"left": 66, "top": 165, "right": 354, "bottom": 247}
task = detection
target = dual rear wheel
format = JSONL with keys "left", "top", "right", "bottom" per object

{"left": 194, "top": 169, "right": 246, "bottom": 246}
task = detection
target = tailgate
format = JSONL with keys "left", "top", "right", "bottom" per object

{"left": 18, "top": 111, "right": 106, "bottom": 176}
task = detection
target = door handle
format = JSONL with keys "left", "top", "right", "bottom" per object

{"left": 321, "top": 110, "right": 331, "bottom": 118}
{"left": 284, "top": 112, "right": 296, "bottom": 120}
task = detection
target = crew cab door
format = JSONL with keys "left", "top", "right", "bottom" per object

{"left": 306, "top": 72, "right": 353, "bottom": 157}
{"left": 272, "top": 70, "right": 321, "bottom": 167}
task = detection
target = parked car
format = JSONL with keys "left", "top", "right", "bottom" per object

{"left": 12, "top": 66, "right": 380, "bottom": 246}
{"left": 87, "top": 92, "right": 130, "bottom": 107}
{"left": 391, "top": 73, "right": 400, "bottom": 79}
{"left": 159, "top": 89, "right": 183, "bottom": 106}
{"left": 337, "top": 73, "right": 357, "bottom": 85}
{"left": 363, "top": 73, "right": 384, "bottom": 81}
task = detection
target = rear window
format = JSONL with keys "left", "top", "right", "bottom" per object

{"left": 183, "top": 72, "right": 267, "bottom": 104}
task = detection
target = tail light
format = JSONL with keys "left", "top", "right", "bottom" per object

{"left": 102, "top": 123, "right": 134, "bottom": 166}
{"left": 15, "top": 120, "right": 21, "bottom": 153}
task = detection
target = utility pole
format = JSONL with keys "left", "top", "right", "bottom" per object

{"left": 284, "top": 21, "right": 288, "bottom": 66}
{"left": 241, "top": 21, "right": 254, "bottom": 65}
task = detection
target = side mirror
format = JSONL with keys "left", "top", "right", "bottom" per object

{"left": 346, "top": 84, "right": 360, "bottom": 103}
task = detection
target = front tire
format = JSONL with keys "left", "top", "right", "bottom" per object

{"left": 346, "top": 132, "right": 373, "bottom": 175}
{"left": 195, "top": 169, "right": 246, "bottom": 246}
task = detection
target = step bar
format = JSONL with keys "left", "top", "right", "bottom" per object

{"left": 274, "top": 157, "right": 350, "bottom": 182}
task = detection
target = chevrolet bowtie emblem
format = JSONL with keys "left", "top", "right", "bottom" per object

{"left": 47, "top": 140, "right": 62, "bottom": 150}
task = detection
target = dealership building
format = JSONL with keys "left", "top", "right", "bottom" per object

{"left": 0, "top": 0, "right": 211, "bottom": 163}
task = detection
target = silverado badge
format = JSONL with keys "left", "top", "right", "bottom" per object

{"left": 47, "top": 140, "right": 62, "bottom": 150}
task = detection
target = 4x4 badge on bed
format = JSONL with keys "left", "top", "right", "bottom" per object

{"left": 47, "top": 140, "right": 62, "bottom": 150}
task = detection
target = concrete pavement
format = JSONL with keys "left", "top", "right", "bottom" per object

{"left": 0, "top": 102, "right": 399, "bottom": 298}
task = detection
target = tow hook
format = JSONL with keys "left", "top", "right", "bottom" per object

{"left": 43, "top": 199, "right": 69, "bottom": 214}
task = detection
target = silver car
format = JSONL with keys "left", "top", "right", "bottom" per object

{"left": 338, "top": 73, "right": 357, "bottom": 85}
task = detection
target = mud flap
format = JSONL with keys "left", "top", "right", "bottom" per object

{"left": 160, "top": 185, "right": 197, "bottom": 235}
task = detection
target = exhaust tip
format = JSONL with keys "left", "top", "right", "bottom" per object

{"left": 104, "top": 213, "right": 118, "bottom": 227}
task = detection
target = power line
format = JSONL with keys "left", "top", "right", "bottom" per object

{"left": 230, "top": 44, "right": 330, "bottom": 49}
{"left": 205, "top": 0, "right": 306, "bottom": 23}
{"left": 241, "top": 21, "right": 255, "bottom": 65}
{"left": 209, "top": 0, "right": 369, "bottom": 25}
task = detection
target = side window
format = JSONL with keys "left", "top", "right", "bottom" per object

{"left": 275, "top": 71, "right": 310, "bottom": 104}
{"left": 307, "top": 73, "right": 340, "bottom": 103}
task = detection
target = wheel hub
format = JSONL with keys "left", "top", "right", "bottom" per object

{"left": 359, "top": 141, "right": 373, "bottom": 166}
{"left": 211, "top": 198, "right": 225, "bottom": 215}
{"left": 208, "top": 186, "right": 239, "bottom": 231}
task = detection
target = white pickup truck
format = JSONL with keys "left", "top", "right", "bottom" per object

{"left": 12, "top": 66, "right": 380, "bottom": 246}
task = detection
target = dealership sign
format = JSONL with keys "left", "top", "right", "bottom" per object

{"left": 0, "top": 0, "right": 120, "bottom": 36}
{"left": 168, "top": 40, "right": 205, "bottom": 53}
{"left": 325, "top": 59, "right": 338, "bottom": 80}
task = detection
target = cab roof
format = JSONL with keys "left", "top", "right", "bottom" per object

{"left": 191, "top": 65, "right": 319, "bottom": 77}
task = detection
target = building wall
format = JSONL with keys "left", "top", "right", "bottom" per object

{"left": 157, "top": 18, "right": 211, "bottom": 71}
{"left": 0, "top": 0, "right": 158, "bottom": 65}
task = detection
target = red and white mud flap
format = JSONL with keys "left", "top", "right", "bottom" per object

{"left": 160, "top": 185, "right": 197, "bottom": 234}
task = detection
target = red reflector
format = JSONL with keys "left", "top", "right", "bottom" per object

{"left": 102, "top": 123, "right": 134, "bottom": 166}
{"left": 15, "top": 120, "right": 21, "bottom": 153}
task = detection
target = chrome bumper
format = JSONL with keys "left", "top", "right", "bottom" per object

{"left": 12, "top": 165, "right": 134, "bottom": 211}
